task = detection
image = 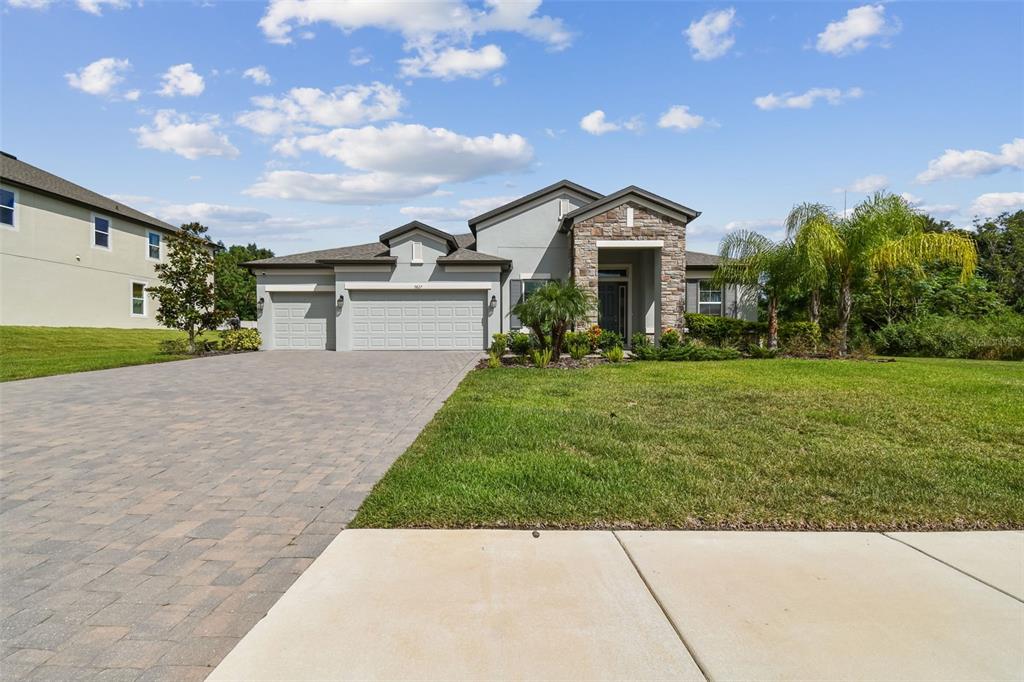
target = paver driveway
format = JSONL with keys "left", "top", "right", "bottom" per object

{"left": 0, "top": 350, "right": 479, "bottom": 681}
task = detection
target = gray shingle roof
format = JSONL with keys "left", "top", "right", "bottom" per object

{"left": 1, "top": 152, "right": 179, "bottom": 233}
{"left": 467, "top": 179, "right": 603, "bottom": 231}
{"left": 686, "top": 251, "right": 720, "bottom": 267}
{"left": 437, "top": 248, "right": 511, "bottom": 264}
{"left": 559, "top": 185, "right": 701, "bottom": 231}
{"left": 244, "top": 233, "right": 484, "bottom": 268}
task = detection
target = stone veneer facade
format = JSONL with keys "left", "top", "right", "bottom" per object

{"left": 571, "top": 202, "right": 687, "bottom": 330}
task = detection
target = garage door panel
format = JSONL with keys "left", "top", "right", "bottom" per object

{"left": 349, "top": 290, "right": 485, "bottom": 351}
{"left": 271, "top": 292, "right": 332, "bottom": 350}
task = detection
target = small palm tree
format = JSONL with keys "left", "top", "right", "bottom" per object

{"left": 513, "top": 280, "right": 594, "bottom": 360}
{"left": 785, "top": 202, "right": 836, "bottom": 325}
{"left": 713, "top": 230, "right": 797, "bottom": 349}
{"left": 788, "top": 192, "right": 977, "bottom": 354}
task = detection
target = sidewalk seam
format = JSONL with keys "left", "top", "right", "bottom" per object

{"left": 881, "top": 532, "right": 1023, "bottom": 605}
{"left": 612, "top": 531, "right": 713, "bottom": 682}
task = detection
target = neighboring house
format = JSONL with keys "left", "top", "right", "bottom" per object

{"left": 245, "top": 180, "right": 756, "bottom": 351}
{"left": 0, "top": 153, "right": 184, "bottom": 328}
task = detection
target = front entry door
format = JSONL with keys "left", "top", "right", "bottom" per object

{"left": 598, "top": 281, "right": 627, "bottom": 339}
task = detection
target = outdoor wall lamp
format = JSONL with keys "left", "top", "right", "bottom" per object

{"left": 337, "top": 293, "right": 345, "bottom": 307}
{"left": 489, "top": 294, "right": 498, "bottom": 309}
{"left": 256, "top": 297, "right": 265, "bottom": 317}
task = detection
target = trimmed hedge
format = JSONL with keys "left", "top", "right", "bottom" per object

{"left": 634, "top": 342, "right": 741, "bottom": 361}
{"left": 870, "top": 314, "right": 1024, "bottom": 361}
{"left": 684, "top": 313, "right": 820, "bottom": 351}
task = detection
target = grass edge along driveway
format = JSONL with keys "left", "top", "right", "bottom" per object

{"left": 352, "top": 358, "right": 1024, "bottom": 531}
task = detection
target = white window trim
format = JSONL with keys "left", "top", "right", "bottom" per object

{"left": 596, "top": 239, "right": 663, "bottom": 248}
{"left": 130, "top": 280, "right": 148, "bottom": 317}
{"left": 626, "top": 205, "right": 635, "bottom": 227}
{"left": 698, "top": 280, "right": 725, "bottom": 316}
{"left": 0, "top": 185, "right": 18, "bottom": 231}
{"left": 344, "top": 281, "right": 492, "bottom": 291}
{"left": 92, "top": 213, "right": 112, "bottom": 251}
{"left": 410, "top": 240, "right": 424, "bottom": 264}
{"left": 146, "top": 230, "right": 162, "bottom": 262}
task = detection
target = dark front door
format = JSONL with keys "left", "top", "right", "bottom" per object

{"left": 598, "top": 281, "right": 627, "bottom": 339}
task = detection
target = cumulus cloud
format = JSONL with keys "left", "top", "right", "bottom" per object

{"left": 399, "top": 44, "right": 507, "bottom": 79}
{"left": 247, "top": 123, "right": 532, "bottom": 204}
{"left": 400, "top": 195, "right": 519, "bottom": 221}
{"left": 834, "top": 174, "right": 888, "bottom": 193}
{"left": 65, "top": 57, "right": 132, "bottom": 97}
{"left": 900, "top": 192, "right": 959, "bottom": 218}
{"left": 159, "top": 203, "right": 272, "bottom": 225}
{"left": 579, "top": 110, "right": 642, "bottom": 136}
{"left": 349, "top": 48, "right": 372, "bottom": 66}
{"left": 158, "top": 63, "right": 205, "bottom": 97}
{"left": 916, "top": 138, "right": 1024, "bottom": 184}
{"left": 970, "top": 192, "right": 1024, "bottom": 217}
{"left": 816, "top": 4, "right": 900, "bottom": 56}
{"left": 10, "top": 0, "right": 130, "bottom": 13}
{"left": 236, "top": 82, "right": 404, "bottom": 137}
{"left": 754, "top": 87, "right": 863, "bottom": 110}
{"left": 657, "top": 105, "right": 707, "bottom": 131}
{"left": 243, "top": 66, "right": 272, "bottom": 86}
{"left": 134, "top": 110, "right": 239, "bottom": 160}
{"left": 685, "top": 8, "right": 737, "bottom": 61}
{"left": 258, "top": 0, "right": 570, "bottom": 80}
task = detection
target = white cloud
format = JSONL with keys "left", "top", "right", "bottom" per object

{"left": 247, "top": 122, "right": 532, "bottom": 204}
{"left": 10, "top": 0, "right": 131, "bottom": 13}
{"left": 187, "top": 175, "right": 202, "bottom": 182}
{"left": 754, "top": 87, "right": 863, "bottom": 110}
{"left": 243, "top": 66, "right": 272, "bottom": 86}
{"left": 65, "top": 57, "right": 131, "bottom": 97}
{"left": 124, "top": 89, "right": 141, "bottom": 101}
{"left": 657, "top": 105, "right": 707, "bottom": 131}
{"left": 134, "top": 110, "right": 239, "bottom": 160}
{"left": 399, "top": 44, "right": 506, "bottom": 79}
{"left": 349, "top": 48, "right": 372, "bottom": 66}
{"left": 236, "top": 82, "right": 404, "bottom": 137}
{"left": 400, "top": 195, "right": 518, "bottom": 221}
{"left": 723, "top": 218, "right": 784, "bottom": 232}
{"left": 579, "top": 110, "right": 641, "bottom": 136}
{"left": 159, "top": 203, "right": 272, "bottom": 225}
{"left": 834, "top": 174, "right": 888, "bottom": 193}
{"left": 899, "top": 192, "right": 959, "bottom": 218}
{"left": 916, "top": 138, "right": 1024, "bottom": 183}
{"left": 685, "top": 8, "right": 737, "bottom": 61}
{"left": 816, "top": 4, "right": 900, "bottom": 56}
{"left": 970, "top": 192, "right": 1024, "bottom": 217}
{"left": 158, "top": 63, "right": 205, "bottom": 97}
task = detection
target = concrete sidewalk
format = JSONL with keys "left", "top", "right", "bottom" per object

{"left": 210, "top": 530, "right": 1024, "bottom": 681}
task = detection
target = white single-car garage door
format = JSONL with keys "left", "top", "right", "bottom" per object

{"left": 350, "top": 290, "right": 485, "bottom": 350}
{"left": 271, "top": 292, "right": 334, "bottom": 350}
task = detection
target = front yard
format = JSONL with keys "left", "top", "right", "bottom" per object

{"left": 0, "top": 326, "right": 216, "bottom": 381}
{"left": 352, "top": 358, "right": 1024, "bottom": 530}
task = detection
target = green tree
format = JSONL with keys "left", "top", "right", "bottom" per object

{"left": 713, "top": 230, "right": 798, "bottom": 349}
{"left": 785, "top": 202, "right": 835, "bottom": 325}
{"left": 148, "top": 222, "right": 223, "bottom": 353}
{"left": 788, "top": 192, "right": 977, "bottom": 354}
{"left": 974, "top": 211, "right": 1024, "bottom": 312}
{"left": 512, "top": 280, "right": 594, "bottom": 360}
{"left": 215, "top": 243, "right": 274, "bottom": 320}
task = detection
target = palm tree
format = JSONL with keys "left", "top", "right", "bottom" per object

{"left": 788, "top": 192, "right": 977, "bottom": 355}
{"left": 513, "top": 280, "right": 594, "bottom": 360}
{"left": 713, "top": 230, "right": 797, "bottom": 349}
{"left": 785, "top": 202, "right": 836, "bottom": 325}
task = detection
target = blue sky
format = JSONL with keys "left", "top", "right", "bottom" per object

{"left": 2, "top": 0, "right": 1022, "bottom": 255}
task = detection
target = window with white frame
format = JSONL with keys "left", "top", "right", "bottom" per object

{"left": 411, "top": 240, "right": 423, "bottom": 263}
{"left": 522, "top": 279, "right": 550, "bottom": 299}
{"left": 0, "top": 187, "right": 15, "bottom": 228}
{"left": 93, "top": 215, "right": 111, "bottom": 249}
{"left": 130, "top": 282, "right": 146, "bottom": 316}
{"left": 147, "top": 231, "right": 161, "bottom": 260}
{"left": 698, "top": 280, "right": 724, "bottom": 316}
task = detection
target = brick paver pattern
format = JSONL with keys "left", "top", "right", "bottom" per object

{"left": 0, "top": 350, "right": 479, "bottom": 681}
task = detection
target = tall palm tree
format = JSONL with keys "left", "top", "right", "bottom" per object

{"left": 713, "top": 230, "right": 797, "bottom": 349}
{"left": 785, "top": 202, "right": 836, "bottom": 325}
{"left": 513, "top": 279, "right": 594, "bottom": 360}
{"left": 788, "top": 192, "right": 977, "bottom": 355}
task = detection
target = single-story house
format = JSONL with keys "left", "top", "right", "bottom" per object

{"left": 0, "top": 152, "right": 200, "bottom": 328}
{"left": 245, "top": 180, "right": 756, "bottom": 351}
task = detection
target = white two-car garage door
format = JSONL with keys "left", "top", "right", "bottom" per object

{"left": 350, "top": 290, "right": 485, "bottom": 350}
{"left": 271, "top": 292, "right": 334, "bottom": 350}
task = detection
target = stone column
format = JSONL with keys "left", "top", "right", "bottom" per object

{"left": 571, "top": 229, "right": 599, "bottom": 325}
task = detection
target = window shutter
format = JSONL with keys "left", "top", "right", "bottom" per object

{"left": 509, "top": 279, "right": 523, "bottom": 329}
{"left": 686, "top": 280, "right": 699, "bottom": 314}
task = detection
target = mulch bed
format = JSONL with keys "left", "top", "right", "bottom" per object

{"left": 477, "top": 354, "right": 616, "bottom": 370}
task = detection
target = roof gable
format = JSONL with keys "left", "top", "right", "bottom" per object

{"left": 379, "top": 221, "right": 458, "bottom": 253}
{"left": 559, "top": 185, "right": 700, "bottom": 232}
{"left": 467, "top": 179, "right": 603, "bottom": 232}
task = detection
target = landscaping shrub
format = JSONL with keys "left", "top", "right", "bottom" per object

{"left": 568, "top": 340, "right": 589, "bottom": 360}
{"left": 631, "top": 331, "right": 651, "bottom": 349}
{"left": 746, "top": 344, "right": 778, "bottom": 359}
{"left": 490, "top": 332, "right": 508, "bottom": 356}
{"left": 633, "top": 341, "right": 741, "bottom": 362}
{"left": 779, "top": 321, "right": 821, "bottom": 349}
{"left": 586, "top": 324, "right": 603, "bottom": 352}
{"left": 685, "top": 313, "right": 766, "bottom": 347}
{"left": 219, "top": 328, "right": 261, "bottom": 351}
{"left": 564, "top": 331, "right": 588, "bottom": 348}
{"left": 605, "top": 346, "right": 625, "bottom": 363}
{"left": 530, "top": 348, "right": 553, "bottom": 368}
{"left": 158, "top": 338, "right": 190, "bottom": 355}
{"left": 509, "top": 331, "right": 533, "bottom": 356}
{"left": 597, "top": 329, "right": 623, "bottom": 351}
{"left": 659, "top": 328, "right": 681, "bottom": 348}
{"left": 870, "top": 314, "right": 1024, "bottom": 360}
{"left": 486, "top": 351, "right": 502, "bottom": 368}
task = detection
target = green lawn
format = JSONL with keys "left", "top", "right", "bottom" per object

{"left": 352, "top": 358, "right": 1024, "bottom": 530}
{"left": 0, "top": 326, "right": 215, "bottom": 381}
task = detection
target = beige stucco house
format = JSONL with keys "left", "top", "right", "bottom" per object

{"left": 0, "top": 153, "right": 185, "bottom": 328}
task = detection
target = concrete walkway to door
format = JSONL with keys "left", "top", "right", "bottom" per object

{"left": 0, "top": 351, "right": 479, "bottom": 681}
{"left": 211, "top": 529, "right": 1024, "bottom": 681}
